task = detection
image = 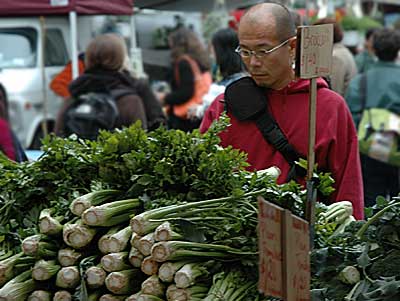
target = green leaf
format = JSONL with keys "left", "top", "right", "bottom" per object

{"left": 357, "top": 245, "right": 371, "bottom": 268}
{"left": 376, "top": 196, "right": 388, "bottom": 208}
{"left": 364, "top": 207, "right": 374, "bottom": 219}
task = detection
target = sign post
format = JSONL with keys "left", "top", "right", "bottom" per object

{"left": 295, "top": 24, "right": 333, "bottom": 238}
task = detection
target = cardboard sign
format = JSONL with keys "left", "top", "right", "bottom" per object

{"left": 283, "top": 212, "right": 311, "bottom": 301}
{"left": 258, "top": 197, "right": 310, "bottom": 301}
{"left": 258, "top": 197, "right": 284, "bottom": 298}
{"left": 295, "top": 24, "right": 333, "bottom": 79}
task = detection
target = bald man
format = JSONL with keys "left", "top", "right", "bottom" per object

{"left": 200, "top": 3, "right": 364, "bottom": 219}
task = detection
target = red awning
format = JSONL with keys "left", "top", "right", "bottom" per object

{"left": 0, "top": 0, "right": 133, "bottom": 16}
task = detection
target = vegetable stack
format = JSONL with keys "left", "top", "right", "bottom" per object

{"left": 0, "top": 118, "right": 306, "bottom": 300}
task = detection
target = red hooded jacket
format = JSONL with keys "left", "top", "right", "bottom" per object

{"left": 200, "top": 78, "right": 364, "bottom": 220}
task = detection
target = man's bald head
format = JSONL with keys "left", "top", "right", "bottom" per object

{"left": 240, "top": 2, "right": 296, "bottom": 42}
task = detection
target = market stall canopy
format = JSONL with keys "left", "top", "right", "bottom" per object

{"left": 134, "top": 0, "right": 262, "bottom": 12}
{"left": 0, "top": 0, "right": 134, "bottom": 16}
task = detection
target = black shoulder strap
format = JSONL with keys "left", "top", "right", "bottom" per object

{"left": 224, "top": 76, "right": 306, "bottom": 181}
{"left": 254, "top": 110, "right": 306, "bottom": 181}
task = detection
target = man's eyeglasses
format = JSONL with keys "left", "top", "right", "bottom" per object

{"left": 235, "top": 36, "right": 295, "bottom": 59}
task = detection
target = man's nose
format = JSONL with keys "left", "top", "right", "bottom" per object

{"left": 249, "top": 54, "right": 262, "bottom": 67}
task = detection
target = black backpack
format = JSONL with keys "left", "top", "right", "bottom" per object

{"left": 63, "top": 92, "right": 119, "bottom": 140}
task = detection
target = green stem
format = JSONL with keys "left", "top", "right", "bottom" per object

{"left": 356, "top": 202, "right": 400, "bottom": 239}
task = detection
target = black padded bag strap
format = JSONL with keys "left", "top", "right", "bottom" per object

{"left": 225, "top": 77, "right": 306, "bottom": 181}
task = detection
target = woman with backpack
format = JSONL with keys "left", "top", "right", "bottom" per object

{"left": 55, "top": 33, "right": 165, "bottom": 139}
{"left": 161, "top": 27, "right": 212, "bottom": 132}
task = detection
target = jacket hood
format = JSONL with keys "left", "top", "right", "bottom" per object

{"left": 275, "top": 77, "right": 329, "bottom": 95}
{"left": 69, "top": 68, "right": 137, "bottom": 98}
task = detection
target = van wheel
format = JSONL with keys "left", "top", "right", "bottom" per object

{"left": 30, "top": 122, "right": 55, "bottom": 150}
{"left": 30, "top": 129, "right": 44, "bottom": 150}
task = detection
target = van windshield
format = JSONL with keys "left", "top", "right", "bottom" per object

{"left": 0, "top": 27, "right": 37, "bottom": 69}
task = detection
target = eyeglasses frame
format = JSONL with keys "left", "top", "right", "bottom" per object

{"left": 235, "top": 36, "right": 296, "bottom": 59}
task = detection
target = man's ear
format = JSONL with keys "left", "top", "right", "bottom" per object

{"left": 289, "top": 37, "right": 297, "bottom": 55}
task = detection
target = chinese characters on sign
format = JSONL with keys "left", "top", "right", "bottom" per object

{"left": 258, "top": 199, "right": 284, "bottom": 297}
{"left": 296, "top": 24, "right": 333, "bottom": 79}
{"left": 258, "top": 197, "right": 310, "bottom": 301}
{"left": 285, "top": 214, "right": 310, "bottom": 301}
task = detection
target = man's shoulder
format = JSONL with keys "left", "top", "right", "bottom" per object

{"left": 317, "top": 85, "right": 349, "bottom": 109}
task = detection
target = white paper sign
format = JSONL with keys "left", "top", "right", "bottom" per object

{"left": 296, "top": 24, "right": 333, "bottom": 79}
{"left": 50, "top": 0, "right": 69, "bottom": 7}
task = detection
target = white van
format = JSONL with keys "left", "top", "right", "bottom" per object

{"left": 0, "top": 17, "right": 71, "bottom": 149}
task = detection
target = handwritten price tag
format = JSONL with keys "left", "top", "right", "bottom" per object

{"left": 258, "top": 197, "right": 310, "bottom": 301}
{"left": 258, "top": 197, "right": 284, "bottom": 298}
{"left": 286, "top": 215, "right": 310, "bottom": 301}
{"left": 296, "top": 24, "right": 333, "bottom": 79}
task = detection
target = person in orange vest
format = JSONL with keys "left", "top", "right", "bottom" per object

{"left": 161, "top": 27, "right": 212, "bottom": 132}
{"left": 50, "top": 52, "right": 86, "bottom": 99}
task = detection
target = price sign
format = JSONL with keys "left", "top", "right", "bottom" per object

{"left": 283, "top": 213, "right": 310, "bottom": 301}
{"left": 295, "top": 24, "right": 333, "bottom": 79}
{"left": 258, "top": 197, "right": 310, "bottom": 301}
{"left": 258, "top": 197, "right": 284, "bottom": 298}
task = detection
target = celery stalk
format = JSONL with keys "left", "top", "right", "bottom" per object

{"left": 158, "top": 260, "right": 189, "bottom": 283}
{"left": 56, "top": 266, "right": 80, "bottom": 289}
{"left": 174, "top": 262, "right": 208, "bottom": 288}
{"left": 63, "top": 220, "right": 97, "bottom": 249}
{"left": 0, "top": 252, "right": 24, "bottom": 286}
{"left": 82, "top": 199, "right": 140, "bottom": 227}
{"left": 141, "top": 256, "right": 159, "bottom": 276}
{"left": 107, "top": 226, "right": 132, "bottom": 253}
{"left": 137, "top": 294, "right": 165, "bottom": 301}
{"left": 130, "top": 189, "right": 265, "bottom": 236}
{"left": 154, "top": 221, "right": 183, "bottom": 241}
{"left": 0, "top": 270, "right": 35, "bottom": 301}
{"left": 141, "top": 275, "right": 165, "bottom": 298}
{"left": 128, "top": 247, "right": 144, "bottom": 268}
{"left": 27, "top": 290, "right": 52, "bottom": 301}
{"left": 130, "top": 232, "right": 142, "bottom": 249}
{"left": 53, "top": 290, "right": 72, "bottom": 301}
{"left": 85, "top": 265, "right": 107, "bottom": 289}
{"left": 137, "top": 233, "right": 155, "bottom": 256}
{"left": 32, "top": 259, "right": 61, "bottom": 281}
{"left": 151, "top": 241, "right": 256, "bottom": 262}
{"left": 70, "top": 189, "right": 121, "bottom": 217}
{"left": 39, "top": 208, "right": 63, "bottom": 236}
{"left": 58, "top": 248, "right": 82, "bottom": 267}
{"left": 101, "top": 252, "right": 131, "bottom": 272}
{"left": 99, "top": 295, "right": 127, "bottom": 301}
{"left": 105, "top": 269, "right": 144, "bottom": 295}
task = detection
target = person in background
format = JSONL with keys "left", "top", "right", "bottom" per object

{"left": 49, "top": 52, "right": 86, "bottom": 99}
{"left": 0, "top": 84, "right": 27, "bottom": 162}
{"left": 55, "top": 33, "right": 148, "bottom": 135}
{"left": 288, "top": 7, "right": 305, "bottom": 27}
{"left": 211, "top": 28, "right": 248, "bottom": 87}
{"left": 0, "top": 85, "right": 16, "bottom": 160}
{"left": 194, "top": 28, "right": 248, "bottom": 121}
{"left": 162, "top": 27, "right": 212, "bottom": 132}
{"left": 313, "top": 18, "right": 358, "bottom": 96}
{"left": 345, "top": 28, "right": 400, "bottom": 207}
{"left": 354, "top": 28, "right": 377, "bottom": 74}
{"left": 200, "top": 2, "right": 364, "bottom": 220}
